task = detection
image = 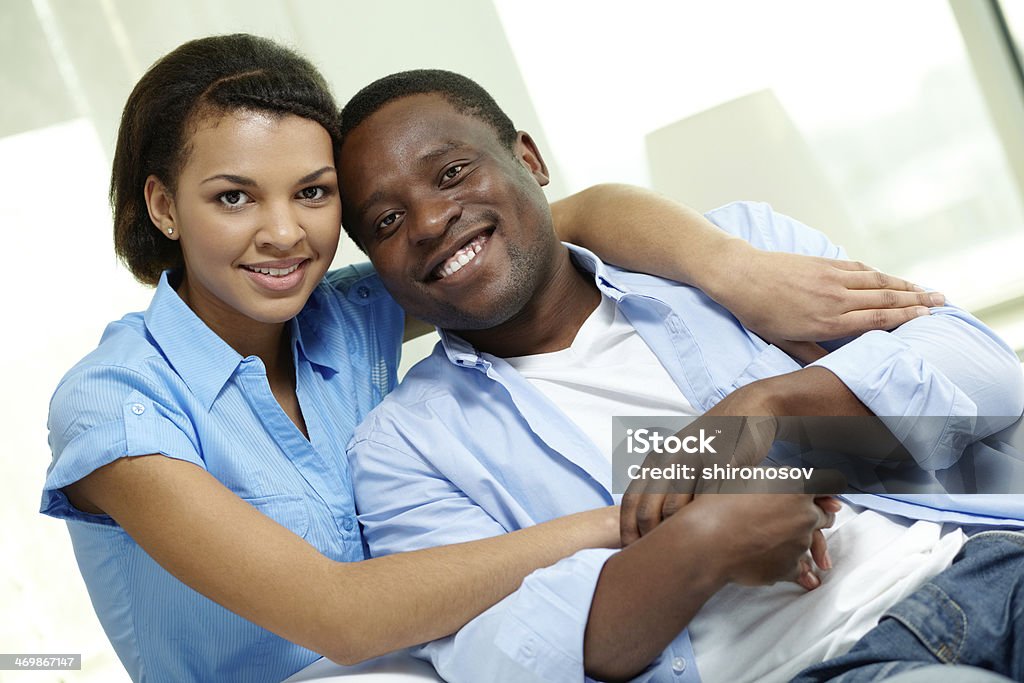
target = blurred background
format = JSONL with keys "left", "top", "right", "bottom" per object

{"left": 2, "top": 0, "right": 1023, "bottom": 680}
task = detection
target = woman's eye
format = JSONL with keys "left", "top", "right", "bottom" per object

{"left": 442, "top": 165, "right": 464, "bottom": 181}
{"left": 218, "top": 190, "right": 251, "bottom": 207}
{"left": 298, "top": 186, "right": 325, "bottom": 201}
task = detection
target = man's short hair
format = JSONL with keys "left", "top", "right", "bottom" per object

{"left": 339, "top": 69, "right": 517, "bottom": 152}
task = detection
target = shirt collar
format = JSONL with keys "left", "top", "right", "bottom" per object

{"left": 291, "top": 282, "right": 346, "bottom": 375}
{"left": 144, "top": 272, "right": 343, "bottom": 410}
{"left": 436, "top": 243, "right": 630, "bottom": 367}
{"left": 144, "top": 271, "right": 243, "bottom": 410}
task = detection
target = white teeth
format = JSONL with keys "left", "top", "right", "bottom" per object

{"left": 246, "top": 263, "right": 301, "bottom": 276}
{"left": 436, "top": 233, "right": 489, "bottom": 279}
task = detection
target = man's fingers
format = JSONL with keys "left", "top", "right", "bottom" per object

{"left": 619, "top": 494, "right": 642, "bottom": 546}
{"left": 635, "top": 493, "right": 666, "bottom": 538}
{"left": 810, "top": 529, "right": 832, "bottom": 571}
{"left": 661, "top": 493, "right": 691, "bottom": 519}
{"left": 794, "top": 555, "right": 821, "bottom": 590}
{"left": 815, "top": 496, "right": 843, "bottom": 516}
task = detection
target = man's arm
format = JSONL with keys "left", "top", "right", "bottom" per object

{"left": 583, "top": 493, "right": 837, "bottom": 682}
{"left": 691, "top": 201, "right": 1022, "bottom": 464}
{"left": 350, "top": 428, "right": 834, "bottom": 683}
{"left": 621, "top": 202, "right": 1024, "bottom": 542}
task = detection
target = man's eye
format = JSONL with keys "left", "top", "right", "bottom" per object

{"left": 443, "top": 165, "right": 464, "bottom": 181}
{"left": 378, "top": 212, "right": 401, "bottom": 230}
{"left": 218, "top": 190, "right": 251, "bottom": 207}
{"left": 298, "top": 186, "right": 325, "bottom": 200}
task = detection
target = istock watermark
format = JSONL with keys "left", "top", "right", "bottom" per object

{"left": 610, "top": 415, "right": 1024, "bottom": 495}
{"left": 625, "top": 427, "right": 717, "bottom": 455}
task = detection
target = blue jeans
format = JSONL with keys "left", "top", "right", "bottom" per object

{"left": 792, "top": 530, "right": 1024, "bottom": 683}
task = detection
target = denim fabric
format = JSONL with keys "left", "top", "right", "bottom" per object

{"left": 792, "top": 531, "right": 1024, "bottom": 683}
{"left": 883, "top": 664, "right": 1013, "bottom": 683}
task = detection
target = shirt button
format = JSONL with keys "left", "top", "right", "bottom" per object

{"left": 130, "top": 403, "right": 145, "bottom": 415}
{"left": 342, "top": 517, "right": 355, "bottom": 531}
{"left": 357, "top": 286, "right": 370, "bottom": 299}
{"left": 671, "top": 656, "right": 687, "bottom": 674}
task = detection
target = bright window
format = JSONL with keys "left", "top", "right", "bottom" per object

{"left": 496, "top": 0, "right": 1024, "bottom": 350}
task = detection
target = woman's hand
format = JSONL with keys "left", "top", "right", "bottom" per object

{"left": 707, "top": 240, "right": 944, "bottom": 345}
{"left": 551, "top": 184, "right": 943, "bottom": 349}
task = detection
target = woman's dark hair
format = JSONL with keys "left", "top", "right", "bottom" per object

{"left": 111, "top": 33, "right": 341, "bottom": 285}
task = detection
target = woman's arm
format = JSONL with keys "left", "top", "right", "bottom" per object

{"left": 65, "top": 455, "right": 618, "bottom": 665}
{"left": 551, "top": 184, "right": 942, "bottom": 344}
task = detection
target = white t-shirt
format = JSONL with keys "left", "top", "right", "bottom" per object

{"left": 505, "top": 293, "right": 965, "bottom": 683}
{"left": 505, "top": 295, "right": 699, "bottom": 462}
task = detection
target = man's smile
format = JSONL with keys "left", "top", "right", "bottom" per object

{"left": 425, "top": 228, "right": 494, "bottom": 282}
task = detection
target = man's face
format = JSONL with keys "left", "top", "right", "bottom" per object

{"left": 339, "top": 93, "right": 559, "bottom": 330}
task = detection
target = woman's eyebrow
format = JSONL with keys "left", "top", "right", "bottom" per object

{"left": 297, "top": 166, "right": 336, "bottom": 184}
{"left": 200, "top": 166, "right": 335, "bottom": 186}
{"left": 202, "top": 173, "right": 257, "bottom": 186}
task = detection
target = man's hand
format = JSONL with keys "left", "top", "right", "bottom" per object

{"left": 620, "top": 383, "right": 782, "bottom": 545}
{"left": 685, "top": 492, "right": 839, "bottom": 588}
{"left": 709, "top": 243, "right": 944, "bottom": 345}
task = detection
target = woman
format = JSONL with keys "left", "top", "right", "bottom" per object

{"left": 41, "top": 34, "right": 933, "bottom": 682}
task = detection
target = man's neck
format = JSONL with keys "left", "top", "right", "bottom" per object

{"left": 457, "top": 248, "right": 602, "bottom": 358}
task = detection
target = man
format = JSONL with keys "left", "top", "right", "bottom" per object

{"left": 337, "top": 70, "right": 1024, "bottom": 682}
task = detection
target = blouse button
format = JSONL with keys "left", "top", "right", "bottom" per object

{"left": 357, "top": 286, "right": 370, "bottom": 299}
{"left": 342, "top": 517, "right": 355, "bottom": 531}
{"left": 130, "top": 403, "right": 145, "bottom": 415}
{"left": 671, "top": 656, "right": 687, "bottom": 674}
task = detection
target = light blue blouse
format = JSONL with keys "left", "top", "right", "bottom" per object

{"left": 41, "top": 264, "right": 403, "bottom": 682}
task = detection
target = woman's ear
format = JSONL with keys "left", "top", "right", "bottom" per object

{"left": 144, "top": 175, "right": 179, "bottom": 240}
{"left": 515, "top": 132, "right": 550, "bottom": 187}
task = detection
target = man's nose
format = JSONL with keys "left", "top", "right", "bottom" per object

{"left": 408, "top": 196, "right": 462, "bottom": 244}
{"left": 256, "top": 203, "right": 305, "bottom": 251}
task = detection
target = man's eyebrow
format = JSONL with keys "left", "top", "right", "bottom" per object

{"left": 421, "top": 141, "right": 463, "bottom": 162}
{"left": 355, "top": 190, "right": 386, "bottom": 222}
{"left": 201, "top": 166, "right": 335, "bottom": 186}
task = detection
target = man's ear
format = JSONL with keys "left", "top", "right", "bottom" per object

{"left": 144, "top": 174, "right": 179, "bottom": 241}
{"left": 515, "top": 132, "right": 550, "bottom": 187}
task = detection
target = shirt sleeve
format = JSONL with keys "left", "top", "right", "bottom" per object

{"left": 349, "top": 431, "right": 631, "bottom": 683}
{"left": 711, "top": 202, "right": 1024, "bottom": 469}
{"left": 42, "top": 364, "right": 203, "bottom": 525}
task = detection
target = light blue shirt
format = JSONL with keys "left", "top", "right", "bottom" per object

{"left": 349, "top": 202, "right": 1024, "bottom": 683}
{"left": 41, "top": 265, "right": 404, "bottom": 683}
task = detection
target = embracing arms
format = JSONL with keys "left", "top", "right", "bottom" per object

{"left": 551, "top": 184, "right": 940, "bottom": 346}
{"left": 63, "top": 459, "right": 618, "bottom": 665}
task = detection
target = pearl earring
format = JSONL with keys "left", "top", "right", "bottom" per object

{"left": 167, "top": 227, "right": 174, "bottom": 235}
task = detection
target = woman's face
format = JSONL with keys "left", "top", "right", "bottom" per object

{"left": 163, "top": 109, "right": 341, "bottom": 331}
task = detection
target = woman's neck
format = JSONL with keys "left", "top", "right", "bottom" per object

{"left": 175, "top": 274, "right": 293, "bottom": 379}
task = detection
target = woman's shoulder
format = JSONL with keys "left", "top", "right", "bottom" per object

{"left": 50, "top": 311, "right": 188, "bottom": 435}
{"left": 56, "top": 311, "right": 174, "bottom": 393}
{"left": 311, "top": 262, "right": 404, "bottom": 343}
{"left": 320, "top": 262, "right": 395, "bottom": 308}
